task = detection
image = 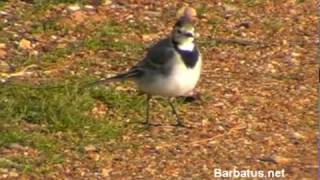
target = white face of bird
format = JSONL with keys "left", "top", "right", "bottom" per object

{"left": 172, "top": 22, "right": 195, "bottom": 46}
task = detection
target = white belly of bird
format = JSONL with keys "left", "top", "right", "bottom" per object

{"left": 138, "top": 58, "right": 202, "bottom": 97}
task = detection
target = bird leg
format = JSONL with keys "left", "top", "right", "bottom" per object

{"left": 143, "top": 94, "right": 152, "bottom": 125}
{"left": 168, "top": 98, "right": 185, "bottom": 127}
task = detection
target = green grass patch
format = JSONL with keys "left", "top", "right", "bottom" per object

{"left": 31, "top": 19, "right": 69, "bottom": 35}
{"left": 196, "top": 5, "right": 209, "bottom": 17}
{"left": 208, "top": 17, "right": 224, "bottom": 27}
{"left": 242, "top": 0, "right": 261, "bottom": 7}
{"left": 0, "top": 0, "right": 7, "bottom": 9}
{"left": 0, "top": 78, "right": 145, "bottom": 147}
{"left": 0, "top": 157, "right": 34, "bottom": 172}
{"left": 0, "top": 78, "right": 146, "bottom": 173}
{"left": 0, "top": 80, "right": 124, "bottom": 147}
{"left": 0, "top": 80, "right": 118, "bottom": 132}
{"left": 224, "top": 0, "right": 265, "bottom": 7}
{"left": 127, "top": 22, "right": 157, "bottom": 34}
{"left": 40, "top": 44, "right": 77, "bottom": 63}
{"left": 33, "top": 0, "right": 84, "bottom": 11}
{"left": 83, "top": 38, "right": 144, "bottom": 52}
{"left": 98, "top": 21, "right": 123, "bottom": 36}
{"left": 83, "top": 21, "right": 144, "bottom": 52}
{"left": 13, "top": 20, "right": 143, "bottom": 69}
{"left": 16, "top": 41, "right": 79, "bottom": 67}
{"left": 90, "top": 86, "right": 145, "bottom": 115}
{"left": 262, "top": 16, "right": 284, "bottom": 33}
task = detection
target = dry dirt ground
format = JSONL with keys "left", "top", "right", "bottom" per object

{"left": 0, "top": 0, "right": 318, "bottom": 179}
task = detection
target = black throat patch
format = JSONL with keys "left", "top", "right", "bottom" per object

{"left": 172, "top": 41, "right": 199, "bottom": 68}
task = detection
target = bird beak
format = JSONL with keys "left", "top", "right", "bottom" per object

{"left": 183, "top": 32, "right": 194, "bottom": 37}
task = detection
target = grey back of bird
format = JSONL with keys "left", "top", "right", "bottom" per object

{"left": 132, "top": 38, "right": 177, "bottom": 81}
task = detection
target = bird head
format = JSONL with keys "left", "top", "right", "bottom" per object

{"left": 172, "top": 17, "right": 195, "bottom": 46}
{"left": 172, "top": 7, "right": 197, "bottom": 47}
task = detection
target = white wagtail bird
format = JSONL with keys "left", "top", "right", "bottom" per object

{"left": 89, "top": 8, "right": 201, "bottom": 127}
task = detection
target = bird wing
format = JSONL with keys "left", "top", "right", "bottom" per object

{"left": 132, "top": 38, "right": 176, "bottom": 73}
{"left": 84, "top": 38, "right": 176, "bottom": 87}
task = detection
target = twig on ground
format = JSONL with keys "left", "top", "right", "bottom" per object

{"left": 0, "top": 64, "right": 40, "bottom": 83}
{"left": 0, "top": 64, "right": 39, "bottom": 78}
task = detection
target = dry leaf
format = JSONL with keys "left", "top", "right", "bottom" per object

{"left": 259, "top": 155, "right": 291, "bottom": 164}
{"left": 70, "top": 11, "right": 87, "bottom": 24}
{"left": 142, "top": 34, "right": 157, "bottom": 42}
{"left": 19, "top": 39, "right": 32, "bottom": 50}
{"left": 223, "top": 3, "right": 239, "bottom": 12}
{"left": 101, "top": 168, "right": 112, "bottom": 177}
{"left": 272, "top": 155, "right": 291, "bottom": 164}
{"left": 103, "top": 0, "right": 112, "bottom": 5}
{"left": 0, "top": 43, "right": 6, "bottom": 49}
{"left": 201, "top": 118, "right": 210, "bottom": 127}
{"left": 88, "top": 152, "right": 100, "bottom": 161}
{"left": 0, "top": 60, "right": 10, "bottom": 72}
{"left": 84, "top": 5, "right": 95, "bottom": 10}
{"left": 0, "top": 49, "right": 7, "bottom": 59}
{"left": 68, "top": 4, "right": 81, "bottom": 11}
{"left": 84, "top": 144, "right": 97, "bottom": 152}
{"left": 8, "top": 171, "right": 19, "bottom": 177}
{"left": 290, "top": 132, "right": 306, "bottom": 140}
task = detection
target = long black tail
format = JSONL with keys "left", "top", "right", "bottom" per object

{"left": 84, "top": 69, "right": 142, "bottom": 88}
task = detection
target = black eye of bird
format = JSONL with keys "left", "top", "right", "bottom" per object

{"left": 177, "top": 29, "right": 182, "bottom": 34}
